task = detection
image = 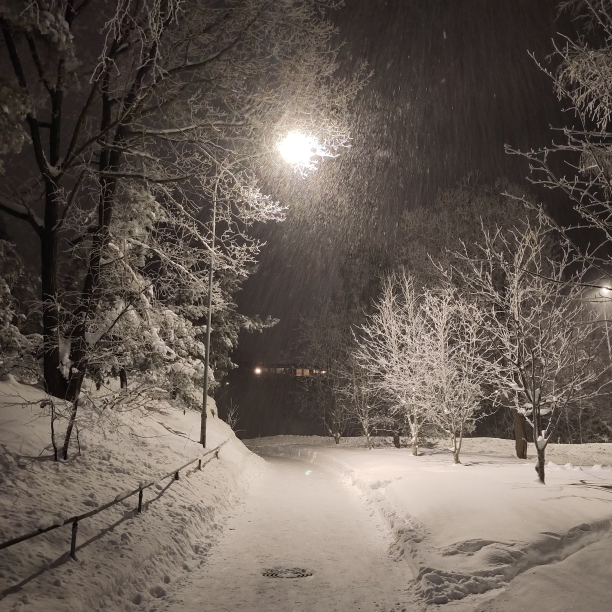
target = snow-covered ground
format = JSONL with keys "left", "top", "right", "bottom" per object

{"left": 0, "top": 376, "right": 263, "bottom": 612}
{"left": 3, "top": 378, "right": 612, "bottom": 612}
{"left": 154, "top": 457, "right": 414, "bottom": 612}
{"left": 246, "top": 435, "right": 612, "bottom": 611}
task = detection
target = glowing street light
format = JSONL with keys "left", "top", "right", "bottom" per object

{"left": 200, "top": 133, "right": 326, "bottom": 447}
{"left": 277, "top": 131, "right": 322, "bottom": 173}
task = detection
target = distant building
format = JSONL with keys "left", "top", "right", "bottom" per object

{"left": 253, "top": 364, "right": 327, "bottom": 377}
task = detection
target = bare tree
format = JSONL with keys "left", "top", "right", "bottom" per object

{"left": 508, "top": 0, "right": 612, "bottom": 282}
{"left": 223, "top": 399, "right": 241, "bottom": 433}
{"left": 334, "top": 351, "right": 382, "bottom": 449}
{"left": 418, "top": 288, "right": 496, "bottom": 464}
{"left": 455, "top": 217, "right": 607, "bottom": 483}
{"left": 400, "top": 179, "right": 542, "bottom": 458}
{"left": 356, "top": 271, "right": 429, "bottom": 456}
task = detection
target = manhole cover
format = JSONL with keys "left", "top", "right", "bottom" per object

{"left": 262, "top": 567, "right": 313, "bottom": 579}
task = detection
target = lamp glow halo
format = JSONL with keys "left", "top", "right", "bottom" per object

{"left": 278, "top": 132, "right": 318, "bottom": 167}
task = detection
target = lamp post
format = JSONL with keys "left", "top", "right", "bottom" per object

{"left": 200, "top": 181, "right": 219, "bottom": 448}
{"left": 199, "top": 132, "right": 322, "bottom": 447}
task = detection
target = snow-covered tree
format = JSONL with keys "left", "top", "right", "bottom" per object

{"left": 356, "top": 271, "right": 429, "bottom": 455}
{"left": 0, "top": 240, "right": 41, "bottom": 380}
{"left": 509, "top": 0, "right": 612, "bottom": 283}
{"left": 455, "top": 217, "right": 607, "bottom": 483}
{"left": 400, "top": 180, "right": 543, "bottom": 458}
{"left": 418, "top": 288, "right": 495, "bottom": 464}
{"left": 0, "top": 1, "right": 360, "bottom": 450}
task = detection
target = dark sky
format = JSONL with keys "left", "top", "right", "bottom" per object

{"left": 234, "top": 0, "right": 578, "bottom": 365}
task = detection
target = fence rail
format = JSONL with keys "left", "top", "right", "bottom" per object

{"left": 0, "top": 439, "right": 229, "bottom": 560}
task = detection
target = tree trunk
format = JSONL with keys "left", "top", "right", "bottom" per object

{"left": 50, "top": 401, "right": 58, "bottom": 462}
{"left": 62, "top": 397, "right": 79, "bottom": 460}
{"left": 535, "top": 444, "right": 546, "bottom": 484}
{"left": 512, "top": 408, "right": 528, "bottom": 459}
{"left": 409, "top": 414, "right": 418, "bottom": 455}
{"left": 120, "top": 368, "right": 128, "bottom": 388}
{"left": 333, "top": 431, "right": 341, "bottom": 444}
{"left": 453, "top": 430, "right": 464, "bottom": 464}
{"left": 392, "top": 430, "right": 401, "bottom": 449}
{"left": 66, "top": 371, "right": 84, "bottom": 401}
{"left": 62, "top": 365, "right": 87, "bottom": 456}
{"left": 41, "top": 226, "right": 68, "bottom": 399}
{"left": 452, "top": 434, "right": 461, "bottom": 464}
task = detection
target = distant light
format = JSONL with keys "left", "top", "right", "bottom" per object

{"left": 254, "top": 367, "right": 262, "bottom": 375}
{"left": 278, "top": 132, "right": 318, "bottom": 167}
{"left": 321, "top": 370, "right": 326, "bottom": 374}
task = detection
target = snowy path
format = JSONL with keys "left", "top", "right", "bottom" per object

{"left": 158, "top": 457, "right": 413, "bottom": 612}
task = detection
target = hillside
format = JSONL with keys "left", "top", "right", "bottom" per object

{"left": 0, "top": 376, "right": 263, "bottom": 611}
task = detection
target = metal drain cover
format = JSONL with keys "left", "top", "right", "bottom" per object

{"left": 262, "top": 567, "right": 313, "bottom": 579}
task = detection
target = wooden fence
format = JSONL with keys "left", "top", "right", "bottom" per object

{"left": 0, "top": 440, "right": 229, "bottom": 560}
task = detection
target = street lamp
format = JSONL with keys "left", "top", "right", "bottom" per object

{"left": 277, "top": 131, "right": 322, "bottom": 174}
{"left": 200, "top": 179, "right": 219, "bottom": 448}
{"left": 200, "top": 132, "right": 324, "bottom": 446}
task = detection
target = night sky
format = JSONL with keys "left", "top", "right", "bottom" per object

{"left": 234, "top": 0, "right": 581, "bottom": 366}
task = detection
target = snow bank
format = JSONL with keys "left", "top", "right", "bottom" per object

{"left": 0, "top": 376, "right": 263, "bottom": 611}
{"left": 246, "top": 435, "right": 612, "bottom": 608}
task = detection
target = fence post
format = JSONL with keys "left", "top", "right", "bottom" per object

{"left": 138, "top": 488, "right": 143, "bottom": 513}
{"left": 174, "top": 470, "right": 179, "bottom": 481}
{"left": 198, "top": 459, "right": 202, "bottom": 470}
{"left": 70, "top": 520, "right": 78, "bottom": 560}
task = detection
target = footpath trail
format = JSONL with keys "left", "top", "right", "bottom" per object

{"left": 159, "top": 456, "right": 413, "bottom": 612}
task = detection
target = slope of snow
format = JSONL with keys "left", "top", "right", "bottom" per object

{"left": 0, "top": 376, "right": 263, "bottom": 611}
{"left": 246, "top": 435, "right": 612, "bottom": 609}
